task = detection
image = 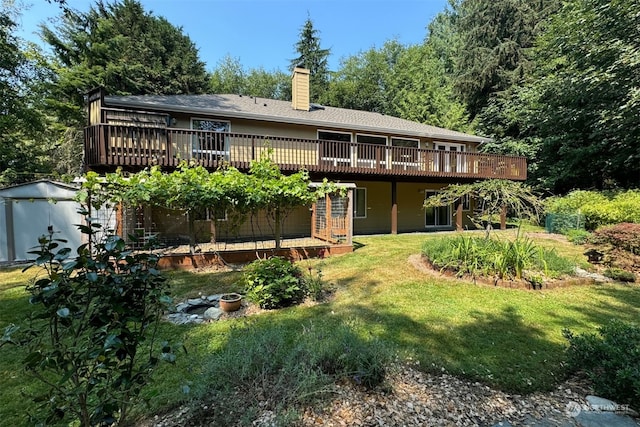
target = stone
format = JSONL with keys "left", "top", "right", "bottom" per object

{"left": 206, "top": 294, "right": 223, "bottom": 302}
{"left": 187, "top": 298, "right": 203, "bottom": 305}
{"left": 574, "top": 411, "right": 640, "bottom": 427}
{"left": 175, "top": 303, "right": 189, "bottom": 312}
{"left": 203, "top": 307, "right": 222, "bottom": 320}
{"left": 585, "top": 395, "right": 618, "bottom": 412}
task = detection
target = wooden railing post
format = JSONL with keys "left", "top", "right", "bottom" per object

{"left": 326, "top": 195, "right": 332, "bottom": 242}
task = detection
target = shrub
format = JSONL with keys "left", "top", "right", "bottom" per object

{"left": 564, "top": 320, "right": 640, "bottom": 407}
{"left": 546, "top": 190, "right": 640, "bottom": 230}
{"left": 603, "top": 268, "right": 636, "bottom": 283}
{"left": 566, "top": 229, "right": 591, "bottom": 245}
{"left": 590, "top": 223, "right": 640, "bottom": 255}
{"left": 4, "top": 218, "right": 175, "bottom": 426}
{"left": 243, "top": 257, "right": 305, "bottom": 309}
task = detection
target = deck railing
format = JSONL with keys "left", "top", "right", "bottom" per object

{"left": 84, "top": 124, "right": 527, "bottom": 180}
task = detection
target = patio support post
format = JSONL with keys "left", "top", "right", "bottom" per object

{"left": 391, "top": 180, "right": 398, "bottom": 235}
{"left": 500, "top": 205, "right": 507, "bottom": 230}
{"left": 456, "top": 201, "right": 463, "bottom": 231}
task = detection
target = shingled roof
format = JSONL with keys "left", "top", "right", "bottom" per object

{"left": 105, "top": 94, "right": 489, "bottom": 144}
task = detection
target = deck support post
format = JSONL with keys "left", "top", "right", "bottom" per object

{"left": 391, "top": 180, "right": 398, "bottom": 235}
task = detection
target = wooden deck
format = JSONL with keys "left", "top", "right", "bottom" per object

{"left": 84, "top": 124, "right": 527, "bottom": 180}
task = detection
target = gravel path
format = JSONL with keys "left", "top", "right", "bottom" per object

{"left": 144, "top": 363, "right": 596, "bottom": 427}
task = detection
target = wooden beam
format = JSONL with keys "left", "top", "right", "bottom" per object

{"left": 456, "top": 201, "right": 463, "bottom": 231}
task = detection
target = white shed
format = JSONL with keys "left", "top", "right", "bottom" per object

{"left": 0, "top": 180, "right": 84, "bottom": 263}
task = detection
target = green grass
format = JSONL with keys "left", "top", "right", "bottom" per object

{"left": 1, "top": 231, "right": 639, "bottom": 425}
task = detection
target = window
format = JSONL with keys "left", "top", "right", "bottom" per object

{"left": 193, "top": 207, "right": 227, "bottom": 221}
{"left": 191, "top": 119, "right": 230, "bottom": 158}
{"left": 318, "top": 130, "right": 352, "bottom": 164}
{"left": 425, "top": 190, "right": 451, "bottom": 227}
{"left": 391, "top": 137, "right": 420, "bottom": 167}
{"left": 191, "top": 119, "right": 230, "bottom": 133}
{"left": 354, "top": 188, "right": 367, "bottom": 219}
{"left": 356, "top": 134, "right": 387, "bottom": 162}
{"left": 460, "top": 194, "right": 471, "bottom": 211}
{"left": 391, "top": 137, "right": 419, "bottom": 148}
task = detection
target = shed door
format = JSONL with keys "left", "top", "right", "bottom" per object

{"left": 12, "top": 200, "right": 83, "bottom": 261}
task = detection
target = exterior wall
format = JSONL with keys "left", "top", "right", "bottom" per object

{"left": 352, "top": 181, "right": 392, "bottom": 234}
{"left": 348, "top": 181, "right": 481, "bottom": 235}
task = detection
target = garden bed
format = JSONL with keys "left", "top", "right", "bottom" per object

{"left": 409, "top": 254, "right": 596, "bottom": 289}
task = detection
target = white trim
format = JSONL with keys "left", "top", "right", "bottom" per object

{"left": 353, "top": 187, "right": 367, "bottom": 219}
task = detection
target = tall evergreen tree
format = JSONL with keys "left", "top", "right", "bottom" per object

{"left": 451, "top": 0, "right": 542, "bottom": 119}
{"left": 40, "top": 0, "right": 210, "bottom": 176}
{"left": 290, "top": 16, "right": 330, "bottom": 102}
{"left": 0, "top": 3, "right": 52, "bottom": 185}
{"left": 42, "top": 0, "right": 209, "bottom": 127}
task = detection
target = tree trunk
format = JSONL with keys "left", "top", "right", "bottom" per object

{"left": 274, "top": 207, "right": 282, "bottom": 250}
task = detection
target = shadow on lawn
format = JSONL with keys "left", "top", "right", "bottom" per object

{"left": 567, "top": 284, "right": 640, "bottom": 328}
{"left": 338, "top": 300, "right": 561, "bottom": 393}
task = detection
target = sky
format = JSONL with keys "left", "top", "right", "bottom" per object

{"left": 16, "top": 0, "right": 450, "bottom": 72}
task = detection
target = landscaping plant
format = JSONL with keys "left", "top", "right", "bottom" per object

{"left": 3, "top": 212, "right": 176, "bottom": 426}
{"left": 243, "top": 257, "right": 306, "bottom": 309}
{"left": 422, "top": 234, "right": 575, "bottom": 282}
{"left": 564, "top": 320, "right": 640, "bottom": 408}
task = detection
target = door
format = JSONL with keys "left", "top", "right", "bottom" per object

{"left": 425, "top": 191, "right": 451, "bottom": 228}
{"left": 435, "top": 143, "right": 466, "bottom": 173}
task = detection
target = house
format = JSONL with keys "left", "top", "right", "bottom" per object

{"left": 84, "top": 68, "right": 526, "bottom": 245}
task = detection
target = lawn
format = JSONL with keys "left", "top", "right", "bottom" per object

{"left": 1, "top": 231, "right": 639, "bottom": 426}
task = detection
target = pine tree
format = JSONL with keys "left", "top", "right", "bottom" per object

{"left": 290, "top": 17, "right": 330, "bottom": 102}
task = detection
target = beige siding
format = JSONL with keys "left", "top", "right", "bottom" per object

{"left": 352, "top": 181, "right": 392, "bottom": 234}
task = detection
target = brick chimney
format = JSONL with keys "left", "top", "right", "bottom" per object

{"left": 291, "top": 67, "right": 310, "bottom": 111}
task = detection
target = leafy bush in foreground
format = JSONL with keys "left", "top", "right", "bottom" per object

{"left": 3, "top": 220, "right": 174, "bottom": 426}
{"left": 243, "top": 257, "right": 305, "bottom": 309}
{"left": 564, "top": 320, "right": 640, "bottom": 407}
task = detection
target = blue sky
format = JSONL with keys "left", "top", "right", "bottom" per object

{"left": 18, "top": 0, "right": 449, "bottom": 71}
